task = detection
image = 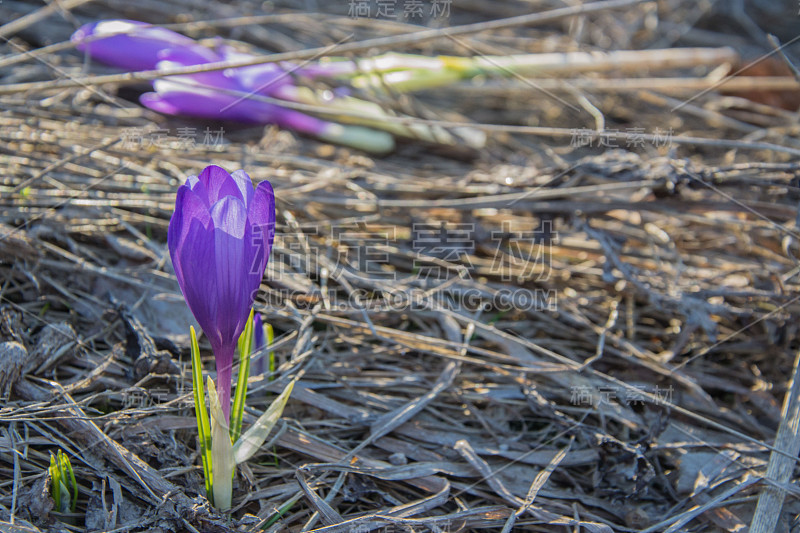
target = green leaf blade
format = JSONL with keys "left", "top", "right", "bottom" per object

{"left": 190, "top": 326, "right": 213, "bottom": 506}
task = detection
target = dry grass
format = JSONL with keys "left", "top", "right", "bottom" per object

{"left": 2, "top": 0, "right": 800, "bottom": 532}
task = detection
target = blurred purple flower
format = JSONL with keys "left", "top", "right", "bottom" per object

{"left": 71, "top": 20, "right": 393, "bottom": 152}
{"left": 71, "top": 20, "right": 205, "bottom": 71}
{"left": 72, "top": 20, "right": 339, "bottom": 136}
{"left": 138, "top": 47, "right": 332, "bottom": 135}
{"left": 168, "top": 165, "right": 275, "bottom": 421}
{"left": 71, "top": 19, "right": 319, "bottom": 89}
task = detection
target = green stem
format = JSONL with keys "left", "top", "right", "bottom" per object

{"left": 281, "top": 86, "right": 484, "bottom": 148}
{"left": 331, "top": 52, "right": 592, "bottom": 94}
{"left": 230, "top": 309, "right": 254, "bottom": 443}
{"left": 49, "top": 453, "right": 60, "bottom": 509}
{"left": 262, "top": 492, "right": 303, "bottom": 529}
{"left": 190, "top": 326, "right": 213, "bottom": 506}
{"left": 266, "top": 323, "right": 275, "bottom": 379}
{"left": 61, "top": 452, "right": 78, "bottom": 512}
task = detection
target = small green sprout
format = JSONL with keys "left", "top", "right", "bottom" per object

{"left": 49, "top": 450, "right": 77, "bottom": 513}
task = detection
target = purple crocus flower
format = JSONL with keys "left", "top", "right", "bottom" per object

{"left": 139, "top": 47, "right": 338, "bottom": 137}
{"left": 71, "top": 20, "right": 203, "bottom": 71}
{"left": 72, "top": 20, "right": 342, "bottom": 136}
{"left": 71, "top": 20, "right": 395, "bottom": 153}
{"left": 168, "top": 165, "right": 275, "bottom": 421}
{"left": 71, "top": 19, "right": 315, "bottom": 90}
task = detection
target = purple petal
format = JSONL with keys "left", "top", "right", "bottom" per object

{"left": 249, "top": 180, "right": 276, "bottom": 278}
{"left": 71, "top": 20, "right": 201, "bottom": 71}
{"left": 139, "top": 92, "right": 183, "bottom": 116}
{"left": 200, "top": 165, "right": 244, "bottom": 205}
{"left": 174, "top": 217, "right": 221, "bottom": 347}
{"left": 158, "top": 43, "right": 221, "bottom": 65}
{"left": 140, "top": 40, "right": 267, "bottom": 122}
{"left": 167, "top": 184, "right": 191, "bottom": 259}
{"left": 142, "top": 47, "right": 302, "bottom": 125}
{"left": 208, "top": 197, "right": 253, "bottom": 422}
{"left": 230, "top": 170, "right": 254, "bottom": 207}
{"left": 220, "top": 43, "right": 356, "bottom": 92}
{"left": 155, "top": 48, "right": 232, "bottom": 89}
{"left": 209, "top": 198, "right": 254, "bottom": 343}
{"left": 210, "top": 195, "right": 247, "bottom": 239}
{"left": 253, "top": 313, "right": 265, "bottom": 350}
{"left": 141, "top": 79, "right": 282, "bottom": 123}
{"left": 220, "top": 47, "right": 295, "bottom": 96}
{"left": 167, "top": 184, "right": 211, "bottom": 287}
{"left": 230, "top": 63, "right": 292, "bottom": 95}
{"left": 249, "top": 180, "right": 275, "bottom": 238}
{"left": 184, "top": 173, "right": 212, "bottom": 210}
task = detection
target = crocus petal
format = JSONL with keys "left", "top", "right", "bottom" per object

{"left": 155, "top": 49, "right": 232, "bottom": 89}
{"left": 143, "top": 51, "right": 288, "bottom": 123}
{"left": 208, "top": 197, "right": 256, "bottom": 423}
{"left": 230, "top": 63, "right": 292, "bottom": 95}
{"left": 230, "top": 170, "right": 254, "bottom": 207}
{"left": 139, "top": 92, "right": 184, "bottom": 116}
{"left": 142, "top": 77, "right": 281, "bottom": 123}
{"left": 219, "top": 44, "right": 357, "bottom": 92}
{"left": 175, "top": 217, "right": 221, "bottom": 347}
{"left": 202, "top": 166, "right": 245, "bottom": 206}
{"left": 220, "top": 47, "right": 295, "bottom": 96}
{"left": 209, "top": 197, "right": 252, "bottom": 343}
{"left": 157, "top": 43, "right": 222, "bottom": 65}
{"left": 71, "top": 20, "right": 201, "bottom": 71}
{"left": 185, "top": 174, "right": 212, "bottom": 209}
{"left": 167, "top": 185, "right": 211, "bottom": 287}
{"left": 135, "top": 40, "right": 322, "bottom": 131}
{"left": 249, "top": 181, "right": 276, "bottom": 278}
{"left": 253, "top": 313, "right": 265, "bottom": 350}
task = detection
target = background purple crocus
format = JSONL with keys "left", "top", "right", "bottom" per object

{"left": 72, "top": 20, "right": 339, "bottom": 136}
{"left": 168, "top": 165, "right": 275, "bottom": 421}
{"left": 71, "top": 20, "right": 203, "bottom": 72}
{"left": 71, "top": 20, "right": 396, "bottom": 153}
{"left": 139, "top": 48, "right": 331, "bottom": 135}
